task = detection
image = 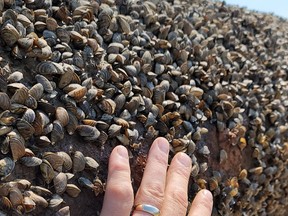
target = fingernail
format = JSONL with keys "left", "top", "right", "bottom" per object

{"left": 117, "top": 146, "right": 128, "bottom": 159}
{"left": 156, "top": 138, "right": 169, "bottom": 153}
{"left": 177, "top": 153, "right": 191, "bottom": 167}
{"left": 202, "top": 189, "right": 213, "bottom": 201}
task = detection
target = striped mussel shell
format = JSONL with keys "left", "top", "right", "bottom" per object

{"left": 56, "top": 151, "right": 73, "bottom": 171}
{"left": 0, "top": 92, "right": 11, "bottom": 110}
{"left": 28, "top": 83, "right": 44, "bottom": 101}
{"left": 53, "top": 172, "right": 67, "bottom": 195}
{"left": 72, "top": 151, "right": 86, "bottom": 174}
{"left": 65, "top": 184, "right": 81, "bottom": 198}
{"left": 36, "top": 61, "right": 64, "bottom": 75}
{"left": 35, "top": 74, "right": 54, "bottom": 93}
{"left": 42, "top": 152, "right": 64, "bottom": 172}
{"left": 22, "top": 108, "right": 36, "bottom": 123}
{"left": 20, "top": 156, "right": 42, "bottom": 167}
{"left": 40, "top": 159, "right": 55, "bottom": 184}
{"left": 16, "top": 118, "right": 35, "bottom": 140}
{"left": 55, "top": 107, "right": 69, "bottom": 127}
{"left": 0, "top": 157, "right": 15, "bottom": 180}
{"left": 76, "top": 124, "right": 100, "bottom": 140}
{"left": 51, "top": 120, "right": 64, "bottom": 145}
{"left": 1, "top": 23, "right": 20, "bottom": 47}
{"left": 8, "top": 130, "right": 26, "bottom": 161}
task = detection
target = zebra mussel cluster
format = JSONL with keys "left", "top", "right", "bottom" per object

{"left": 0, "top": 0, "right": 287, "bottom": 215}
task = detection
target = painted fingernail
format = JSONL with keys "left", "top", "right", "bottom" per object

{"left": 156, "top": 138, "right": 169, "bottom": 153}
{"left": 202, "top": 189, "right": 213, "bottom": 201}
{"left": 177, "top": 153, "right": 191, "bottom": 167}
{"left": 117, "top": 146, "right": 128, "bottom": 159}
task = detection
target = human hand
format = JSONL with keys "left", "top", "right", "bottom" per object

{"left": 100, "top": 137, "right": 213, "bottom": 216}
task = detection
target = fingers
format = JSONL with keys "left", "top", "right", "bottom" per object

{"left": 100, "top": 146, "right": 134, "bottom": 216}
{"left": 133, "top": 137, "right": 169, "bottom": 216}
{"left": 161, "top": 153, "right": 192, "bottom": 215}
{"left": 101, "top": 138, "right": 213, "bottom": 216}
{"left": 188, "top": 189, "right": 213, "bottom": 216}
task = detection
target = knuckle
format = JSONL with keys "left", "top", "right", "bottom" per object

{"left": 153, "top": 152, "right": 167, "bottom": 168}
{"left": 173, "top": 167, "right": 190, "bottom": 181}
{"left": 110, "top": 161, "right": 129, "bottom": 173}
{"left": 168, "top": 189, "right": 188, "bottom": 210}
{"left": 108, "top": 183, "right": 133, "bottom": 202}
{"left": 141, "top": 182, "right": 165, "bottom": 203}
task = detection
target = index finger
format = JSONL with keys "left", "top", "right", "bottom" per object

{"left": 100, "top": 146, "right": 134, "bottom": 216}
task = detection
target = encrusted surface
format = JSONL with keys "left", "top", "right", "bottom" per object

{"left": 0, "top": 0, "right": 287, "bottom": 215}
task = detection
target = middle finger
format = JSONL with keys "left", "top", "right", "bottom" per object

{"left": 161, "top": 152, "right": 192, "bottom": 215}
{"left": 133, "top": 137, "right": 170, "bottom": 215}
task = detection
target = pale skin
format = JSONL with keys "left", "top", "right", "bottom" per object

{"left": 101, "top": 137, "right": 213, "bottom": 216}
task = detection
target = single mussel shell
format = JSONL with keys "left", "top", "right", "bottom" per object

{"left": 85, "top": 157, "right": 99, "bottom": 170}
{"left": 72, "top": 151, "right": 86, "bottom": 174}
{"left": 40, "top": 159, "right": 55, "bottom": 184}
{"left": 20, "top": 156, "right": 42, "bottom": 167}
{"left": 65, "top": 184, "right": 81, "bottom": 198}
{"left": 43, "top": 152, "right": 64, "bottom": 172}
{"left": 0, "top": 157, "right": 15, "bottom": 180}
{"left": 53, "top": 172, "right": 67, "bottom": 194}
{"left": 24, "top": 190, "right": 49, "bottom": 208}
{"left": 56, "top": 206, "right": 70, "bottom": 216}
{"left": 49, "top": 194, "right": 64, "bottom": 208}
{"left": 57, "top": 151, "right": 73, "bottom": 171}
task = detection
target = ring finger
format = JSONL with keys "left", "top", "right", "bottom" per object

{"left": 133, "top": 137, "right": 170, "bottom": 216}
